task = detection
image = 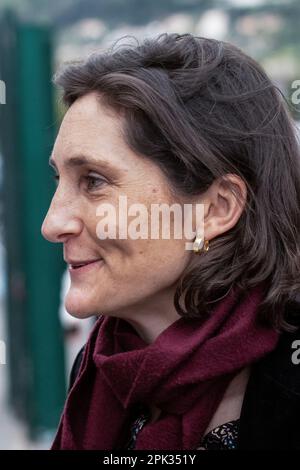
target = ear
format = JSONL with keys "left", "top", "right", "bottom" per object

{"left": 200, "top": 174, "right": 247, "bottom": 241}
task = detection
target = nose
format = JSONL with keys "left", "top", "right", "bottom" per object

{"left": 41, "top": 192, "right": 83, "bottom": 243}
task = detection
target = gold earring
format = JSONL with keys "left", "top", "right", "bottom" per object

{"left": 193, "top": 236, "right": 210, "bottom": 254}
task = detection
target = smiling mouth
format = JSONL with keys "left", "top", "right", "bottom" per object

{"left": 68, "top": 259, "right": 103, "bottom": 271}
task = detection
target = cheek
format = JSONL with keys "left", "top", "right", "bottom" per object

{"left": 118, "top": 238, "right": 191, "bottom": 289}
{"left": 85, "top": 190, "right": 192, "bottom": 285}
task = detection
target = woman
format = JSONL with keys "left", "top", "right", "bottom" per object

{"left": 41, "top": 33, "right": 300, "bottom": 450}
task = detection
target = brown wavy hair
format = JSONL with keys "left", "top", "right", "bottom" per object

{"left": 54, "top": 33, "right": 300, "bottom": 331}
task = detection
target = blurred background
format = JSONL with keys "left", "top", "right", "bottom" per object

{"left": 0, "top": 0, "right": 299, "bottom": 450}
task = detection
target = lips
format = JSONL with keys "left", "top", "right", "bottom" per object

{"left": 66, "top": 259, "right": 102, "bottom": 269}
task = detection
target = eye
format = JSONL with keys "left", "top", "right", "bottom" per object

{"left": 83, "top": 172, "right": 107, "bottom": 192}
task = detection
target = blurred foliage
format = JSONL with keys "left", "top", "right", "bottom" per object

{"left": 0, "top": 0, "right": 218, "bottom": 26}
{"left": 0, "top": 0, "right": 299, "bottom": 56}
{"left": 229, "top": 1, "right": 300, "bottom": 59}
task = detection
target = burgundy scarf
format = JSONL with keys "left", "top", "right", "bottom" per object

{"left": 52, "top": 284, "right": 279, "bottom": 450}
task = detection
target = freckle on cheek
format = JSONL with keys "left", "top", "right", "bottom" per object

{"left": 152, "top": 188, "right": 157, "bottom": 193}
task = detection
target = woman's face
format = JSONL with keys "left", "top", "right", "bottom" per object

{"left": 41, "top": 92, "right": 195, "bottom": 318}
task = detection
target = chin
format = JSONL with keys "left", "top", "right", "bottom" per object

{"left": 64, "top": 290, "right": 98, "bottom": 319}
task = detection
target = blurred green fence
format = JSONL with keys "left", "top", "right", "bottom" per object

{"left": 0, "top": 10, "right": 66, "bottom": 440}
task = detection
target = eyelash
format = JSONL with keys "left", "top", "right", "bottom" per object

{"left": 52, "top": 172, "right": 107, "bottom": 192}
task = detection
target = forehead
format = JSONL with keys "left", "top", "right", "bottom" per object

{"left": 56, "top": 92, "right": 122, "bottom": 151}
{"left": 51, "top": 92, "right": 172, "bottom": 188}
{"left": 53, "top": 92, "right": 135, "bottom": 173}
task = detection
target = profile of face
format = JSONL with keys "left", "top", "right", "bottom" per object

{"left": 42, "top": 93, "right": 195, "bottom": 320}
{"left": 41, "top": 92, "right": 246, "bottom": 322}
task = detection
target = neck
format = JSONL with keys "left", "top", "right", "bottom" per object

{"left": 114, "top": 288, "right": 182, "bottom": 344}
{"left": 126, "top": 309, "right": 181, "bottom": 344}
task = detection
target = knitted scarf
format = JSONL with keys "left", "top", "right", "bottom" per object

{"left": 52, "top": 284, "right": 279, "bottom": 450}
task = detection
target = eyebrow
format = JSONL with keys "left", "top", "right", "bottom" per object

{"left": 48, "top": 154, "right": 117, "bottom": 173}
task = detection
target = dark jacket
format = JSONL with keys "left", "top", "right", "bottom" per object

{"left": 69, "top": 314, "right": 300, "bottom": 450}
{"left": 238, "top": 321, "right": 300, "bottom": 450}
